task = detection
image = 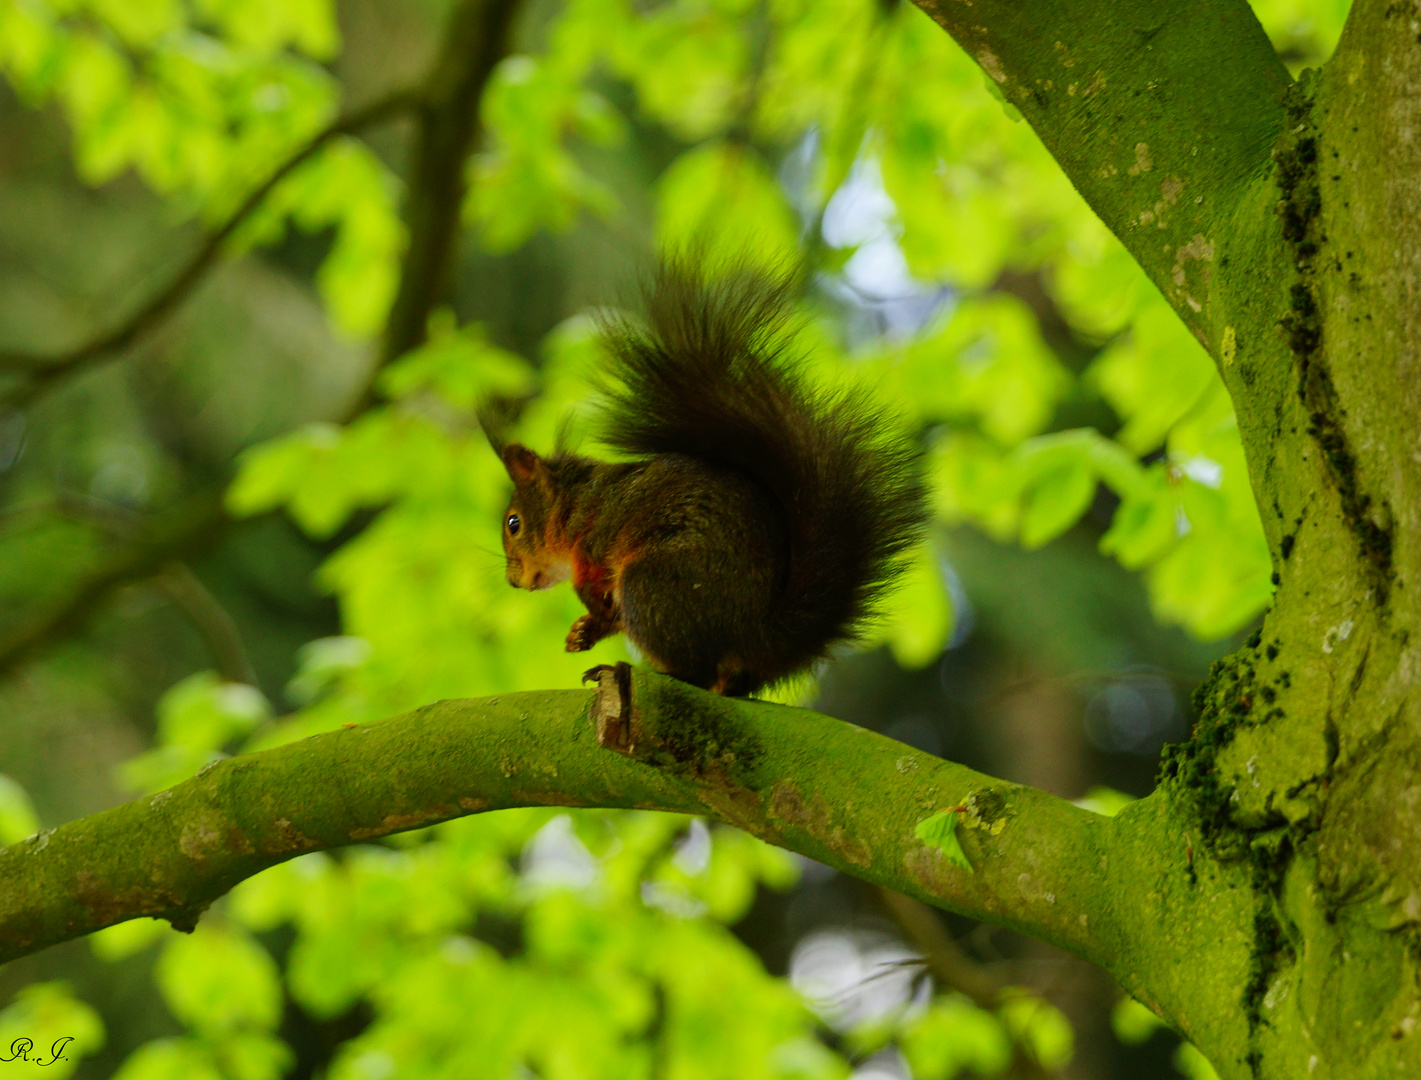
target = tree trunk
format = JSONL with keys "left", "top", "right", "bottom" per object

{"left": 905, "top": 0, "right": 1421, "bottom": 1073}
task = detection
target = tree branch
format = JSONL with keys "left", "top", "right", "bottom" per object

{"left": 0, "top": 89, "right": 420, "bottom": 406}
{"left": 0, "top": 493, "right": 227, "bottom": 679}
{"left": 0, "top": 669, "right": 1110, "bottom": 969}
{"left": 877, "top": 886, "right": 1007, "bottom": 1009}
{"left": 152, "top": 562, "right": 258, "bottom": 686}
{"left": 0, "top": 0, "right": 523, "bottom": 675}
{"left": 909, "top": 0, "right": 1291, "bottom": 347}
{"left": 355, "top": 0, "right": 522, "bottom": 415}
{"left": 0, "top": 664, "right": 1290, "bottom": 1074}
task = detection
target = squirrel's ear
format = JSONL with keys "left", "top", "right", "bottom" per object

{"left": 501, "top": 444, "right": 541, "bottom": 484}
{"left": 477, "top": 402, "right": 510, "bottom": 456}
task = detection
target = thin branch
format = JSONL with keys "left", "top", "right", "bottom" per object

{"left": 0, "top": 668, "right": 1111, "bottom": 968}
{"left": 0, "top": 493, "right": 227, "bottom": 679}
{"left": 152, "top": 562, "right": 258, "bottom": 686}
{"left": 877, "top": 886, "right": 1006, "bottom": 1008}
{"left": 0, "top": 0, "right": 523, "bottom": 672}
{"left": 0, "top": 88, "right": 420, "bottom": 406}
{"left": 877, "top": 887, "right": 1058, "bottom": 1080}
{"left": 347, "top": 0, "right": 522, "bottom": 417}
{"left": 991, "top": 269, "right": 1108, "bottom": 376}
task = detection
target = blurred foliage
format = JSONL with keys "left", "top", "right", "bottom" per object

{"left": 0, "top": 0, "right": 1351, "bottom": 1076}
{"left": 0, "top": 772, "right": 40, "bottom": 843}
{"left": 0, "top": 981, "right": 106, "bottom": 1078}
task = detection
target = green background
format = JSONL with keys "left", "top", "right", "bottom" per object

{"left": 0, "top": 0, "right": 1350, "bottom": 1076}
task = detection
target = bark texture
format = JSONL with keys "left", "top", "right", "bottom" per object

{"left": 906, "top": 0, "right": 1421, "bottom": 1075}
{"left": 0, "top": 671, "right": 1111, "bottom": 965}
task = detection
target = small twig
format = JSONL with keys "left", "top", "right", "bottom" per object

{"left": 990, "top": 269, "right": 1111, "bottom": 376}
{"left": 876, "top": 887, "right": 1060, "bottom": 1080}
{"left": 345, "top": 0, "right": 522, "bottom": 419}
{"left": 0, "top": 88, "right": 421, "bottom": 405}
{"left": 152, "top": 562, "right": 258, "bottom": 686}
{"left": 0, "top": 493, "right": 227, "bottom": 680}
{"left": 876, "top": 885, "right": 1004, "bottom": 1008}
{"left": 0, "top": 0, "right": 521, "bottom": 674}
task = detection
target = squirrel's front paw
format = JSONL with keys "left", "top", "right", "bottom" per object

{"left": 565, "top": 615, "right": 595, "bottom": 652}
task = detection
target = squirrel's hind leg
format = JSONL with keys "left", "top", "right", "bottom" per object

{"left": 709, "top": 661, "right": 762, "bottom": 697}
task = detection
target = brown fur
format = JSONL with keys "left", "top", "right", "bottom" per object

{"left": 494, "top": 261, "right": 926, "bottom": 696}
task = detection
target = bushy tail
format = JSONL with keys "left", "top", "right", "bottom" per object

{"left": 596, "top": 260, "right": 928, "bottom": 674}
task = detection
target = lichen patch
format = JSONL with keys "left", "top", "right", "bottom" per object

{"left": 265, "top": 817, "right": 318, "bottom": 855}
{"left": 348, "top": 807, "right": 453, "bottom": 840}
{"left": 1170, "top": 234, "right": 1215, "bottom": 312}
{"left": 179, "top": 813, "right": 252, "bottom": 861}
{"left": 769, "top": 780, "right": 872, "bottom": 868}
{"left": 978, "top": 48, "right": 1006, "bottom": 84}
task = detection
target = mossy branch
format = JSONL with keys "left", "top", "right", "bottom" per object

{"left": 3, "top": 668, "right": 1298, "bottom": 1072}
{"left": 0, "top": 669, "right": 1111, "bottom": 969}
{"left": 909, "top": 0, "right": 1291, "bottom": 349}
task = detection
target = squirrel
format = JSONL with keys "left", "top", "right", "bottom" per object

{"left": 491, "top": 261, "right": 927, "bottom": 697}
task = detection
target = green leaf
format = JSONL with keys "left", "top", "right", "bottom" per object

{"left": 116, "top": 746, "right": 216, "bottom": 798}
{"left": 226, "top": 422, "right": 345, "bottom": 520}
{"left": 1110, "top": 996, "right": 1165, "bottom": 1045}
{"left": 0, "top": 983, "right": 105, "bottom": 1080}
{"left": 378, "top": 319, "right": 534, "bottom": 408}
{"left": 90, "top": 919, "right": 171, "bottom": 961}
{"left": 229, "top": 854, "right": 331, "bottom": 932}
{"left": 1100, "top": 478, "right": 1179, "bottom": 569}
{"left": 769, "top": 1036, "right": 851, "bottom": 1080}
{"left": 914, "top": 810, "right": 972, "bottom": 871}
{"left": 1174, "top": 1041, "right": 1222, "bottom": 1080}
{"left": 1074, "top": 786, "right": 1136, "bottom": 818}
{"left": 284, "top": 636, "right": 372, "bottom": 706}
{"left": 1018, "top": 456, "right": 1095, "bottom": 549}
{"left": 119, "top": 673, "right": 271, "bottom": 794}
{"left": 1086, "top": 295, "right": 1217, "bottom": 455}
{"left": 1000, "top": 993, "right": 1074, "bottom": 1070}
{"left": 86, "top": 0, "right": 184, "bottom": 47}
{"left": 673, "top": 824, "right": 801, "bottom": 923}
{"left": 899, "top": 294, "right": 1068, "bottom": 444}
{"left": 880, "top": 542, "right": 954, "bottom": 668}
{"left": 931, "top": 432, "right": 1021, "bottom": 541}
{"left": 156, "top": 925, "right": 284, "bottom": 1036}
{"left": 656, "top": 140, "right": 801, "bottom": 268}
{"left": 617, "top": 0, "right": 746, "bottom": 140}
{"left": 469, "top": 56, "right": 622, "bottom": 252}
{"left": 299, "top": 140, "right": 405, "bottom": 338}
{"left": 899, "top": 995, "right": 1011, "bottom": 1080}
{"left": 112, "top": 1038, "right": 222, "bottom": 1080}
{"left": 156, "top": 672, "right": 270, "bottom": 751}
{"left": 0, "top": 773, "right": 40, "bottom": 845}
{"left": 193, "top": 0, "right": 341, "bottom": 59}
{"left": 1013, "top": 433, "right": 1103, "bottom": 549}
{"left": 215, "top": 1031, "right": 295, "bottom": 1080}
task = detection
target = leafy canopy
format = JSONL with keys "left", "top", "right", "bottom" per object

{"left": 0, "top": 0, "right": 1351, "bottom": 1075}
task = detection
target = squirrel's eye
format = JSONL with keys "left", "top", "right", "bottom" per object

{"left": 506, "top": 513, "right": 521, "bottom": 536}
